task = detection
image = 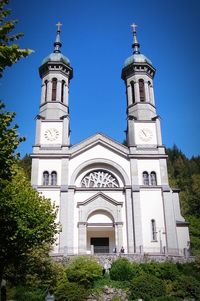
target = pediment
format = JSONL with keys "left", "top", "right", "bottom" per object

{"left": 77, "top": 191, "right": 123, "bottom": 207}
{"left": 70, "top": 133, "right": 128, "bottom": 158}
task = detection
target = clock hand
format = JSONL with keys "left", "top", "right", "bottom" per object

{"left": 142, "top": 130, "right": 147, "bottom": 136}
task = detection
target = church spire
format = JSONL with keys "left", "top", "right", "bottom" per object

{"left": 131, "top": 23, "right": 140, "bottom": 54}
{"left": 54, "top": 22, "right": 62, "bottom": 53}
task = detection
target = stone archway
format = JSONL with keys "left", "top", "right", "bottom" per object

{"left": 77, "top": 192, "right": 123, "bottom": 254}
{"left": 87, "top": 210, "right": 115, "bottom": 254}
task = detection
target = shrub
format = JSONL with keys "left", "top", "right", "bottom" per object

{"left": 172, "top": 275, "right": 200, "bottom": 300}
{"left": 151, "top": 297, "right": 182, "bottom": 301}
{"left": 66, "top": 256, "right": 102, "bottom": 288}
{"left": 129, "top": 273, "right": 165, "bottom": 301}
{"left": 176, "top": 261, "right": 200, "bottom": 281}
{"left": 157, "top": 262, "right": 179, "bottom": 281}
{"left": 55, "top": 280, "right": 87, "bottom": 301}
{"left": 110, "top": 257, "right": 135, "bottom": 281}
{"left": 14, "top": 286, "right": 44, "bottom": 301}
{"left": 139, "top": 262, "right": 179, "bottom": 281}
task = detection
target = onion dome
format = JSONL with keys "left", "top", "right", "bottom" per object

{"left": 41, "top": 22, "right": 71, "bottom": 66}
{"left": 123, "top": 23, "right": 152, "bottom": 67}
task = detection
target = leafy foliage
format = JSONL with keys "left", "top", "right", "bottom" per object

{"left": 129, "top": 273, "right": 165, "bottom": 301}
{"left": 171, "top": 275, "right": 200, "bottom": 300}
{"left": 0, "top": 102, "right": 25, "bottom": 181}
{"left": 166, "top": 145, "right": 200, "bottom": 254}
{"left": 14, "top": 286, "right": 44, "bottom": 301}
{"left": 0, "top": 166, "right": 58, "bottom": 283}
{"left": 0, "top": 0, "right": 32, "bottom": 77}
{"left": 140, "top": 261, "right": 179, "bottom": 281}
{"left": 54, "top": 279, "right": 87, "bottom": 301}
{"left": 19, "top": 153, "right": 32, "bottom": 180}
{"left": 66, "top": 256, "right": 102, "bottom": 288}
{"left": 110, "top": 257, "right": 135, "bottom": 281}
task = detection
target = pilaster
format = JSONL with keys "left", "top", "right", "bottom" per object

{"left": 78, "top": 222, "right": 87, "bottom": 254}
{"left": 134, "top": 81, "right": 140, "bottom": 103}
{"left": 31, "top": 158, "right": 39, "bottom": 186}
{"left": 115, "top": 222, "right": 123, "bottom": 251}
{"left": 125, "top": 187, "right": 134, "bottom": 253}
{"left": 132, "top": 186, "right": 143, "bottom": 253}
{"left": 57, "top": 80, "right": 62, "bottom": 101}
{"left": 47, "top": 80, "right": 52, "bottom": 102}
{"left": 127, "top": 84, "right": 132, "bottom": 106}
{"left": 144, "top": 81, "right": 149, "bottom": 102}
{"left": 162, "top": 189, "right": 178, "bottom": 253}
{"left": 156, "top": 117, "right": 162, "bottom": 145}
{"left": 59, "top": 187, "right": 74, "bottom": 254}
{"left": 150, "top": 84, "right": 155, "bottom": 105}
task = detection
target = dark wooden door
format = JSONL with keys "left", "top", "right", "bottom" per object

{"left": 91, "top": 237, "right": 109, "bottom": 253}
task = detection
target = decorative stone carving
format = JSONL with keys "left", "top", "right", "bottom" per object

{"left": 81, "top": 170, "right": 119, "bottom": 188}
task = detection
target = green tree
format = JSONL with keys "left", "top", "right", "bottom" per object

{"left": 0, "top": 166, "right": 58, "bottom": 287}
{"left": 0, "top": 0, "right": 32, "bottom": 77}
{"left": 19, "top": 153, "right": 32, "bottom": 180}
{"left": 0, "top": 102, "right": 25, "bottom": 182}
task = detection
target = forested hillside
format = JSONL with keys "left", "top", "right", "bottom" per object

{"left": 20, "top": 145, "right": 200, "bottom": 254}
{"left": 166, "top": 146, "right": 200, "bottom": 254}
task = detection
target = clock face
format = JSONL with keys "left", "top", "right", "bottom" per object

{"left": 44, "top": 128, "right": 59, "bottom": 141}
{"left": 139, "top": 128, "right": 153, "bottom": 142}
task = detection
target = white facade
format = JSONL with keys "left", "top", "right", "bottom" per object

{"left": 31, "top": 26, "right": 190, "bottom": 256}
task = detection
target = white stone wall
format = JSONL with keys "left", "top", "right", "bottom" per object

{"left": 38, "top": 159, "right": 62, "bottom": 186}
{"left": 137, "top": 159, "right": 161, "bottom": 185}
{"left": 69, "top": 144, "right": 130, "bottom": 184}
{"left": 177, "top": 226, "right": 190, "bottom": 252}
{"left": 140, "top": 188, "right": 166, "bottom": 252}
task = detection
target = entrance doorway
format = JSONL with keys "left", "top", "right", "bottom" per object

{"left": 91, "top": 237, "right": 109, "bottom": 253}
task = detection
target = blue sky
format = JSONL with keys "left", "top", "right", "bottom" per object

{"left": 1, "top": 0, "right": 200, "bottom": 158}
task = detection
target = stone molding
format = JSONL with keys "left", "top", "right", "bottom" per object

{"left": 70, "top": 158, "right": 130, "bottom": 186}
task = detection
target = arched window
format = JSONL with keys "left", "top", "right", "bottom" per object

{"left": 139, "top": 79, "right": 145, "bottom": 102}
{"left": 51, "top": 171, "right": 57, "bottom": 186}
{"left": 44, "top": 80, "right": 48, "bottom": 102}
{"left": 52, "top": 78, "right": 57, "bottom": 101}
{"left": 131, "top": 81, "right": 135, "bottom": 104}
{"left": 143, "top": 171, "right": 149, "bottom": 185}
{"left": 61, "top": 80, "right": 65, "bottom": 103}
{"left": 151, "top": 219, "right": 157, "bottom": 241}
{"left": 150, "top": 172, "right": 157, "bottom": 186}
{"left": 43, "top": 171, "right": 49, "bottom": 186}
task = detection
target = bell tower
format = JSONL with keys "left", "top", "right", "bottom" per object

{"left": 33, "top": 22, "right": 73, "bottom": 151}
{"left": 121, "top": 24, "right": 162, "bottom": 151}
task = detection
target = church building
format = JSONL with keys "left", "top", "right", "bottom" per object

{"left": 31, "top": 24, "right": 190, "bottom": 256}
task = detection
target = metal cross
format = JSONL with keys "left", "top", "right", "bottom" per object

{"left": 131, "top": 23, "right": 138, "bottom": 33}
{"left": 56, "top": 22, "right": 62, "bottom": 32}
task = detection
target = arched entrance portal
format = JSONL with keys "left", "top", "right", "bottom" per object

{"left": 77, "top": 192, "right": 123, "bottom": 254}
{"left": 87, "top": 210, "right": 115, "bottom": 254}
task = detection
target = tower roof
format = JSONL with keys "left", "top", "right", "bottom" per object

{"left": 41, "top": 22, "right": 71, "bottom": 66}
{"left": 123, "top": 23, "right": 152, "bottom": 67}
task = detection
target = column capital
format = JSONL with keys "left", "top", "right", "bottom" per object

{"left": 114, "top": 221, "right": 123, "bottom": 226}
{"left": 77, "top": 222, "right": 87, "bottom": 227}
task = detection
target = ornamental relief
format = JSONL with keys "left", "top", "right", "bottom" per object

{"left": 81, "top": 170, "right": 119, "bottom": 188}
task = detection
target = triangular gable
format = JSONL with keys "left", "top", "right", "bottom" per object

{"left": 70, "top": 133, "right": 128, "bottom": 158}
{"left": 77, "top": 191, "right": 123, "bottom": 207}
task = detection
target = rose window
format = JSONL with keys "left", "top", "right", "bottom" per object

{"left": 81, "top": 170, "right": 119, "bottom": 188}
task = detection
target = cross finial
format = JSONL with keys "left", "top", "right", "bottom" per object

{"left": 131, "top": 23, "right": 137, "bottom": 33}
{"left": 56, "top": 21, "right": 62, "bottom": 32}
{"left": 130, "top": 23, "right": 140, "bottom": 54}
